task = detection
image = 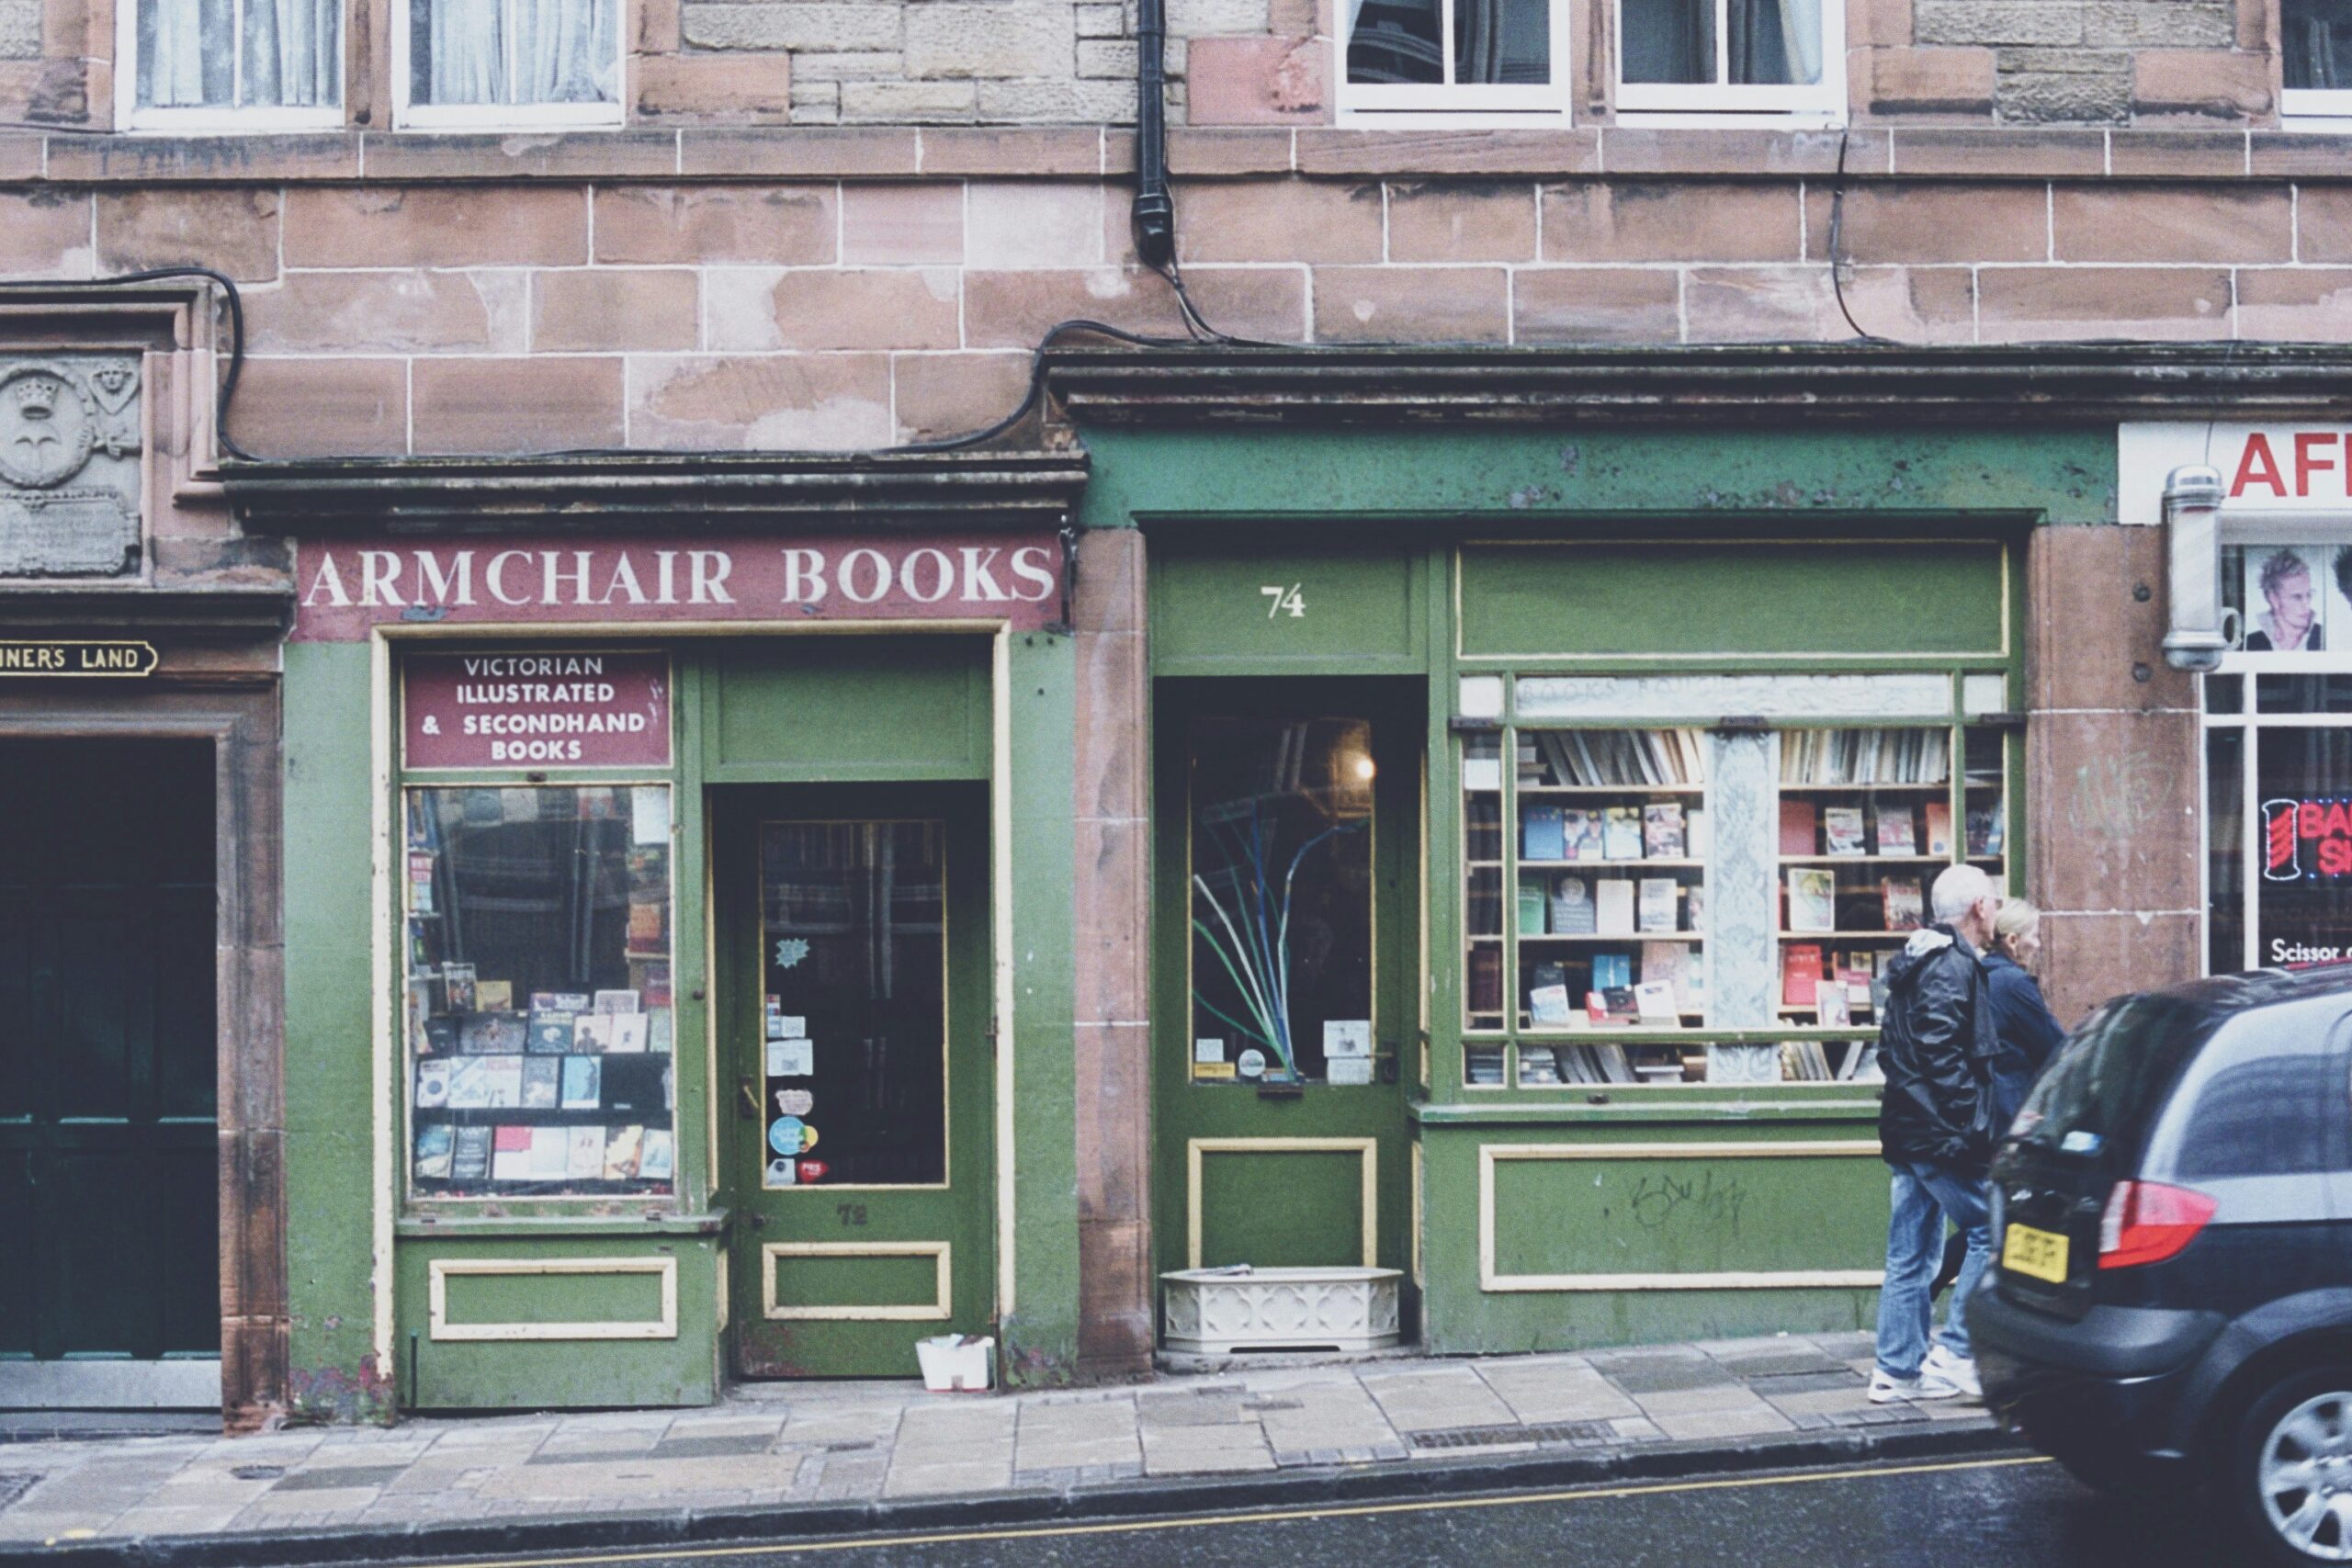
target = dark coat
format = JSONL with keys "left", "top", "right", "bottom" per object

{"left": 1877, "top": 924, "right": 2001, "bottom": 1178}
{"left": 1984, "top": 952, "right": 2067, "bottom": 1131}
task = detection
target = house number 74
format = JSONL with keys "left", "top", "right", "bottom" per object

{"left": 1261, "top": 583, "right": 1306, "bottom": 619}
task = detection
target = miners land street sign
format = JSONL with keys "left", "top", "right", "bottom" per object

{"left": 0, "top": 639, "right": 160, "bottom": 677}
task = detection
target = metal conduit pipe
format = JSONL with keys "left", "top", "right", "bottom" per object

{"left": 1131, "top": 0, "right": 1175, "bottom": 269}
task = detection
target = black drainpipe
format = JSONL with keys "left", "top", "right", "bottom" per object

{"left": 1131, "top": 0, "right": 1175, "bottom": 268}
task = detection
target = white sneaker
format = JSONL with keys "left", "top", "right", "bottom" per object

{"left": 1869, "top": 1369, "right": 1962, "bottom": 1404}
{"left": 1871, "top": 1363, "right": 1966, "bottom": 1401}
{"left": 1923, "top": 1345, "right": 1982, "bottom": 1400}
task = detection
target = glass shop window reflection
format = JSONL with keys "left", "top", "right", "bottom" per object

{"left": 1188, "top": 716, "right": 1375, "bottom": 1087}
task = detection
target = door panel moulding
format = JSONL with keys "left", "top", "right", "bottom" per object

{"left": 1185, "top": 1138, "right": 1379, "bottom": 1272}
{"left": 762, "top": 1243, "right": 953, "bottom": 1323}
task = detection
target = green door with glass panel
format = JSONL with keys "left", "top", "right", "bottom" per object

{"left": 715, "top": 783, "right": 994, "bottom": 1379}
{"left": 1151, "top": 680, "right": 1422, "bottom": 1335}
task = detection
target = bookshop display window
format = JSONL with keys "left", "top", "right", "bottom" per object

{"left": 404, "top": 784, "right": 677, "bottom": 1196}
{"left": 1457, "top": 673, "right": 2013, "bottom": 1089}
{"left": 1188, "top": 716, "right": 1376, "bottom": 1086}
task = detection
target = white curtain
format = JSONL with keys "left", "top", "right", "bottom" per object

{"left": 514, "top": 0, "right": 616, "bottom": 102}
{"left": 140, "top": 0, "right": 230, "bottom": 106}
{"left": 421, "top": 0, "right": 613, "bottom": 103}
{"left": 1775, "top": 0, "right": 1822, "bottom": 83}
{"left": 424, "top": 0, "right": 502, "bottom": 102}
{"left": 244, "top": 0, "right": 338, "bottom": 105}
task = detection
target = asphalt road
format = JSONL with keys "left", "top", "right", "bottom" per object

{"left": 363, "top": 1454, "right": 2245, "bottom": 1568}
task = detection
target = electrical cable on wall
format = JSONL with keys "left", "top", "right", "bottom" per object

{"left": 1826, "top": 129, "right": 1895, "bottom": 347}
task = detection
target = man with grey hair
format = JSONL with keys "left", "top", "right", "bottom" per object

{"left": 1868, "top": 863, "right": 2002, "bottom": 1404}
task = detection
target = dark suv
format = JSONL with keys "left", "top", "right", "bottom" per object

{"left": 1974, "top": 968, "right": 2352, "bottom": 1565}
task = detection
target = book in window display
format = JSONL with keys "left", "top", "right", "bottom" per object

{"left": 1600, "top": 807, "right": 1643, "bottom": 861}
{"left": 1875, "top": 808, "right": 1917, "bottom": 856}
{"left": 1563, "top": 810, "right": 1602, "bottom": 861}
{"left": 1786, "top": 867, "right": 1837, "bottom": 932}
{"left": 1642, "top": 802, "right": 1686, "bottom": 858}
{"left": 1550, "top": 874, "right": 1596, "bottom": 934}
{"left": 1823, "top": 807, "right": 1866, "bottom": 856}
{"left": 1883, "top": 877, "right": 1925, "bottom": 931}
{"left": 1636, "top": 877, "right": 1679, "bottom": 933}
{"left": 403, "top": 782, "right": 676, "bottom": 1199}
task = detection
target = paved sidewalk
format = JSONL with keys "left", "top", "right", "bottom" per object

{"left": 0, "top": 1334, "right": 1998, "bottom": 1562}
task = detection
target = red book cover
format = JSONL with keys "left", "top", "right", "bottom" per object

{"left": 1781, "top": 944, "right": 1824, "bottom": 1007}
{"left": 492, "top": 1125, "right": 532, "bottom": 1152}
{"left": 1779, "top": 799, "right": 1818, "bottom": 856}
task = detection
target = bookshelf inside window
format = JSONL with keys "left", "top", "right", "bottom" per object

{"left": 1507, "top": 727, "right": 1709, "bottom": 1089}
{"left": 1773, "top": 725, "right": 2011, "bottom": 1083}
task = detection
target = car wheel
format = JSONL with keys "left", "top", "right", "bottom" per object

{"left": 2233, "top": 1370, "right": 2352, "bottom": 1565}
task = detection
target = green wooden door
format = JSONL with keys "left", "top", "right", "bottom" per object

{"left": 1152, "top": 680, "right": 1422, "bottom": 1329}
{"left": 716, "top": 783, "right": 994, "bottom": 1379}
{"left": 0, "top": 740, "right": 219, "bottom": 1403}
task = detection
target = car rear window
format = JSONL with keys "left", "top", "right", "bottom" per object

{"left": 2013, "top": 992, "right": 2213, "bottom": 1164}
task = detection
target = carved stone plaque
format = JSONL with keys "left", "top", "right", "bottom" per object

{"left": 0, "top": 355, "right": 142, "bottom": 578}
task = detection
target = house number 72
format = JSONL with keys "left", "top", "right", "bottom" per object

{"left": 1261, "top": 583, "right": 1306, "bottom": 619}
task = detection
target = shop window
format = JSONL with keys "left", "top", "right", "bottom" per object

{"left": 1455, "top": 678, "right": 2014, "bottom": 1089}
{"left": 2206, "top": 690, "right": 2352, "bottom": 971}
{"left": 404, "top": 785, "right": 675, "bottom": 1198}
{"left": 125, "top": 0, "right": 341, "bottom": 128}
{"left": 1341, "top": 0, "right": 1567, "bottom": 118}
{"left": 2205, "top": 541, "right": 2352, "bottom": 973}
{"left": 2284, "top": 0, "right": 2352, "bottom": 124}
{"left": 398, "top": 0, "right": 621, "bottom": 126}
{"left": 1772, "top": 726, "right": 2006, "bottom": 1082}
{"left": 1615, "top": 0, "right": 1845, "bottom": 119}
{"left": 1497, "top": 726, "right": 1708, "bottom": 1088}
{"left": 757, "top": 821, "right": 947, "bottom": 1186}
{"left": 1188, "top": 716, "right": 1376, "bottom": 1087}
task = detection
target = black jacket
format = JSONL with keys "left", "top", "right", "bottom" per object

{"left": 1877, "top": 924, "right": 2001, "bottom": 1177}
{"left": 1983, "top": 952, "right": 2066, "bottom": 1130}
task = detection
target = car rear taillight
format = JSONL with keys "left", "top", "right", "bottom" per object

{"left": 2097, "top": 1180, "right": 2218, "bottom": 1269}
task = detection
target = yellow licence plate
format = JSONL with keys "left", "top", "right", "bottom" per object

{"left": 2002, "top": 1223, "right": 2070, "bottom": 1284}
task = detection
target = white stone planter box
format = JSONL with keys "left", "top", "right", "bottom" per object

{"left": 1160, "top": 1266, "right": 1403, "bottom": 1355}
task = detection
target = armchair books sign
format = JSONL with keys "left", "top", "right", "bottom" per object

{"left": 293, "top": 534, "right": 1065, "bottom": 640}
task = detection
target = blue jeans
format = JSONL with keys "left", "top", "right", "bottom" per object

{"left": 1874, "top": 1160, "right": 1992, "bottom": 1378}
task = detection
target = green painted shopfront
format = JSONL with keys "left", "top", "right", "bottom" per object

{"left": 174, "top": 345, "right": 2251, "bottom": 1416}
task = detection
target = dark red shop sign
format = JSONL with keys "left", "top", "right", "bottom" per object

{"left": 403, "top": 650, "right": 671, "bottom": 770}
{"left": 293, "top": 535, "right": 1063, "bottom": 641}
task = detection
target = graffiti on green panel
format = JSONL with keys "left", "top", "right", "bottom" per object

{"left": 1488, "top": 1153, "right": 1885, "bottom": 1279}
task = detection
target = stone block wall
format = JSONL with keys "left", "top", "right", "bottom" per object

{"left": 0, "top": 126, "right": 2348, "bottom": 452}
{"left": 0, "top": 0, "right": 2298, "bottom": 128}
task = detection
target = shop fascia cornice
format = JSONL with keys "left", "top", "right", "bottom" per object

{"left": 1042, "top": 343, "right": 2352, "bottom": 427}
{"left": 0, "top": 582, "right": 292, "bottom": 637}
{"left": 222, "top": 448, "right": 1091, "bottom": 536}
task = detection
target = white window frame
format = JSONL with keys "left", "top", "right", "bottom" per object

{"left": 391, "top": 0, "right": 626, "bottom": 130}
{"left": 1611, "top": 0, "right": 1846, "bottom": 124}
{"left": 1336, "top": 0, "right": 1575, "bottom": 124}
{"left": 115, "top": 0, "right": 345, "bottom": 133}
{"left": 2282, "top": 88, "right": 2352, "bottom": 127}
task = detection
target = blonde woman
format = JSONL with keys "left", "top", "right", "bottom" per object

{"left": 1929, "top": 899, "right": 2071, "bottom": 1311}
{"left": 1984, "top": 900, "right": 2067, "bottom": 1130}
